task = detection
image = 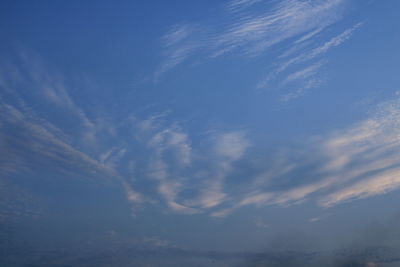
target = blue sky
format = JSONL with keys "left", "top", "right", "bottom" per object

{"left": 1, "top": 0, "right": 400, "bottom": 266}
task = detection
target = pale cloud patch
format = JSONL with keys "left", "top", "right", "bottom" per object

{"left": 157, "top": 0, "right": 350, "bottom": 81}
{"left": 213, "top": 0, "right": 346, "bottom": 57}
{"left": 148, "top": 125, "right": 192, "bottom": 167}
{"left": 214, "top": 131, "right": 250, "bottom": 160}
{"left": 211, "top": 96, "right": 400, "bottom": 215}
{"left": 309, "top": 217, "right": 321, "bottom": 223}
{"left": 156, "top": 0, "right": 360, "bottom": 102}
{"left": 320, "top": 167, "right": 400, "bottom": 207}
{"left": 280, "top": 78, "right": 325, "bottom": 102}
{"left": 277, "top": 22, "right": 363, "bottom": 73}
{"left": 124, "top": 182, "right": 145, "bottom": 205}
{"left": 194, "top": 179, "right": 228, "bottom": 209}
{"left": 225, "top": 0, "right": 263, "bottom": 12}
{"left": 155, "top": 23, "right": 202, "bottom": 78}
{"left": 283, "top": 61, "right": 324, "bottom": 85}
{"left": 157, "top": 180, "right": 198, "bottom": 214}
{"left": 293, "top": 27, "right": 324, "bottom": 44}
{"left": 193, "top": 132, "right": 250, "bottom": 209}
{"left": 257, "top": 22, "right": 361, "bottom": 100}
{"left": 0, "top": 53, "right": 152, "bottom": 216}
{"left": 240, "top": 192, "right": 274, "bottom": 206}
{"left": 144, "top": 124, "right": 197, "bottom": 213}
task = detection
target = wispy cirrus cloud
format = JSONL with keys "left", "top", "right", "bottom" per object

{"left": 0, "top": 56, "right": 252, "bottom": 216}
{"left": 282, "top": 61, "right": 324, "bottom": 85}
{"left": 145, "top": 124, "right": 198, "bottom": 213}
{"left": 212, "top": 0, "right": 346, "bottom": 57}
{"left": 4, "top": 47, "right": 398, "bottom": 220}
{"left": 142, "top": 125, "right": 250, "bottom": 213}
{"left": 276, "top": 22, "right": 363, "bottom": 74}
{"left": 225, "top": 0, "right": 263, "bottom": 12}
{"left": 0, "top": 52, "right": 147, "bottom": 219}
{"left": 280, "top": 78, "right": 325, "bottom": 102}
{"left": 210, "top": 95, "right": 400, "bottom": 216}
{"left": 155, "top": 24, "right": 203, "bottom": 80}
{"left": 192, "top": 131, "right": 250, "bottom": 209}
{"left": 257, "top": 21, "right": 362, "bottom": 99}
{"left": 320, "top": 167, "right": 400, "bottom": 207}
{"left": 157, "top": 0, "right": 361, "bottom": 101}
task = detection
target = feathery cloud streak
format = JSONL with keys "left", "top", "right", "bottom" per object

{"left": 156, "top": 0, "right": 362, "bottom": 101}
{"left": 2, "top": 48, "right": 400, "bottom": 219}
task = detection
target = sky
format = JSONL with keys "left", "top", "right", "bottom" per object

{"left": 1, "top": 0, "right": 400, "bottom": 266}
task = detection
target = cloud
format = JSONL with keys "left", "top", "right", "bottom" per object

{"left": 277, "top": 22, "right": 363, "bottom": 74}
{"left": 7, "top": 51, "right": 399, "bottom": 219}
{"left": 143, "top": 123, "right": 199, "bottom": 213}
{"left": 210, "top": 95, "right": 400, "bottom": 216}
{"left": 155, "top": 24, "right": 202, "bottom": 78}
{"left": 157, "top": 0, "right": 360, "bottom": 101}
{"left": 157, "top": 0, "right": 349, "bottom": 72}
{"left": 148, "top": 125, "right": 192, "bottom": 167}
{"left": 157, "top": 181, "right": 198, "bottom": 214}
{"left": 124, "top": 182, "right": 145, "bottom": 205}
{"left": 194, "top": 179, "right": 228, "bottom": 209}
{"left": 214, "top": 131, "right": 250, "bottom": 160}
{"left": 213, "top": 0, "right": 347, "bottom": 57}
{"left": 225, "top": 0, "right": 263, "bottom": 13}
{"left": 191, "top": 131, "right": 250, "bottom": 210}
{"left": 309, "top": 217, "right": 320, "bottom": 223}
{"left": 280, "top": 78, "right": 325, "bottom": 102}
{"left": 320, "top": 167, "right": 400, "bottom": 207}
{"left": 4, "top": 47, "right": 399, "bottom": 220}
{"left": 257, "top": 22, "right": 362, "bottom": 100}
{"left": 282, "top": 61, "right": 324, "bottom": 84}
{"left": 0, "top": 52, "right": 150, "bottom": 219}
{"left": 0, "top": 103, "right": 113, "bottom": 179}
{"left": 301, "top": 98, "right": 400, "bottom": 205}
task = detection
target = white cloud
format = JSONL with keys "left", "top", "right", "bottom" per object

{"left": 283, "top": 62, "right": 324, "bottom": 84}
{"left": 180, "top": 131, "right": 250, "bottom": 211}
{"left": 240, "top": 192, "right": 273, "bottom": 206}
{"left": 196, "top": 132, "right": 250, "bottom": 209}
{"left": 277, "top": 22, "right": 363, "bottom": 73}
{"left": 148, "top": 125, "right": 192, "bottom": 167}
{"left": 210, "top": 96, "right": 400, "bottom": 215}
{"left": 155, "top": 24, "right": 202, "bottom": 78}
{"left": 124, "top": 182, "right": 145, "bottom": 204}
{"left": 0, "top": 53, "right": 151, "bottom": 216}
{"left": 143, "top": 124, "right": 197, "bottom": 213}
{"left": 320, "top": 167, "right": 400, "bottom": 207}
{"left": 309, "top": 217, "right": 320, "bottom": 223}
{"left": 214, "top": 131, "right": 250, "bottom": 160}
{"left": 226, "top": 0, "right": 263, "bottom": 12}
{"left": 156, "top": 0, "right": 361, "bottom": 101}
{"left": 162, "top": 24, "right": 196, "bottom": 47}
{"left": 194, "top": 179, "right": 227, "bottom": 209}
{"left": 157, "top": 0, "right": 349, "bottom": 77}
{"left": 293, "top": 27, "right": 324, "bottom": 44}
{"left": 7, "top": 45, "right": 400, "bottom": 220}
{"left": 210, "top": 208, "right": 235, "bottom": 218}
{"left": 0, "top": 102, "right": 115, "bottom": 180}
{"left": 213, "top": 0, "right": 346, "bottom": 57}
{"left": 280, "top": 78, "right": 324, "bottom": 102}
{"left": 257, "top": 21, "right": 361, "bottom": 99}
